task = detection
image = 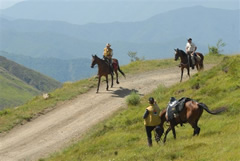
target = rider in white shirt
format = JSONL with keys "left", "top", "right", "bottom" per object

{"left": 185, "top": 38, "right": 197, "bottom": 69}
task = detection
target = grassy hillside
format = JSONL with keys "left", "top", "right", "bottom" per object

{"left": 0, "top": 56, "right": 62, "bottom": 92}
{"left": 0, "top": 56, "right": 62, "bottom": 109}
{"left": 42, "top": 55, "right": 240, "bottom": 161}
{"left": 0, "top": 67, "right": 41, "bottom": 110}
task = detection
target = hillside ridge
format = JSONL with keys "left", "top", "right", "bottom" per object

{"left": 0, "top": 55, "right": 62, "bottom": 109}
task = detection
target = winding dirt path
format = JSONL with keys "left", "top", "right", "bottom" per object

{"left": 0, "top": 65, "right": 213, "bottom": 161}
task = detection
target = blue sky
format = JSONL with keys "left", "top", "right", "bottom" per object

{"left": 0, "top": 0, "right": 239, "bottom": 10}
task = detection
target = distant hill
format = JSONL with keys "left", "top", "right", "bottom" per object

{"left": 0, "top": 51, "right": 97, "bottom": 82}
{"left": 0, "top": 55, "right": 62, "bottom": 109}
{"left": 0, "top": 6, "right": 239, "bottom": 65}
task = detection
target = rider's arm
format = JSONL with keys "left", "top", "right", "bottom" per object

{"left": 143, "top": 109, "right": 149, "bottom": 119}
{"left": 185, "top": 43, "right": 189, "bottom": 52}
{"left": 103, "top": 48, "right": 106, "bottom": 56}
{"left": 192, "top": 43, "right": 197, "bottom": 52}
{"left": 110, "top": 48, "right": 113, "bottom": 57}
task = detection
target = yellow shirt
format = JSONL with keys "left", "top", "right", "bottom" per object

{"left": 144, "top": 104, "right": 161, "bottom": 126}
{"left": 103, "top": 47, "right": 113, "bottom": 59}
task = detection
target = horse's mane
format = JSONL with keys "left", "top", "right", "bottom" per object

{"left": 93, "top": 55, "right": 105, "bottom": 62}
{"left": 94, "top": 54, "right": 100, "bottom": 59}
{"left": 177, "top": 49, "right": 187, "bottom": 55}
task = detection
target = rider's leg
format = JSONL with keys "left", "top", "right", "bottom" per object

{"left": 190, "top": 53, "right": 195, "bottom": 69}
{"left": 109, "top": 59, "right": 114, "bottom": 75}
{"left": 188, "top": 53, "right": 192, "bottom": 68}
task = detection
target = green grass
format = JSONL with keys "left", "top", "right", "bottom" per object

{"left": 122, "top": 58, "right": 178, "bottom": 75}
{"left": 0, "top": 55, "right": 224, "bottom": 134}
{"left": 42, "top": 55, "right": 240, "bottom": 161}
{"left": 0, "top": 67, "right": 41, "bottom": 110}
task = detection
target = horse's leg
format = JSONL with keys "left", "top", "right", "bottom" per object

{"left": 172, "top": 125, "right": 176, "bottom": 139}
{"left": 187, "top": 67, "right": 190, "bottom": 78}
{"left": 105, "top": 75, "right": 109, "bottom": 91}
{"left": 200, "top": 61, "right": 204, "bottom": 70}
{"left": 111, "top": 73, "right": 113, "bottom": 88}
{"left": 163, "top": 126, "right": 172, "bottom": 143}
{"left": 193, "top": 125, "right": 200, "bottom": 136}
{"left": 196, "top": 63, "right": 199, "bottom": 71}
{"left": 180, "top": 67, "right": 184, "bottom": 82}
{"left": 190, "top": 121, "right": 201, "bottom": 136}
{"left": 194, "top": 126, "right": 201, "bottom": 136}
{"left": 115, "top": 69, "right": 119, "bottom": 84}
{"left": 97, "top": 76, "right": 101, "bottom": 93}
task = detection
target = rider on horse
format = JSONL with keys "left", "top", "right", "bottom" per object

{"left": 103, "top": 43, "right": 114, "bottom": 75}
{"left": 185, "top": 38, "right": 197, "bottom": 69}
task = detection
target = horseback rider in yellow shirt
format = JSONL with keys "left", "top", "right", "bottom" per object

{"left": 103, "top": 43, "right": 114, "bottom": 75}
{"left": 143, "top": 97, "right": 163, "bottom": 147}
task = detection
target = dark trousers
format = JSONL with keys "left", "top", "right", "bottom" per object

{"left": 187, "top": 52, "right": 195, "bottom": 68}
{"left": 145, "top": 125, "right": 161, "bottom": 145}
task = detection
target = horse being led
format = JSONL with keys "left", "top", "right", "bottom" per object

{"left": 175, "top": 49, "right": 204, "bottom": 82}
{"left": 158, "top": 97, "right": 226, "bottom": 143}
{"left": 91, "top": 55, "right": 125, "bottom": 93}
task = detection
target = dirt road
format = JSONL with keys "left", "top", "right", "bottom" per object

{"left": 0, "top": 66, "right": 212, "bottom": 161}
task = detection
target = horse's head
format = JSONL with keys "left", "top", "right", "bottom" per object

{"left": 174, "top": 48, "right": 180, "bottom": 61}
{"left": 91, "top": 55, "right": 98, "bottom": 68}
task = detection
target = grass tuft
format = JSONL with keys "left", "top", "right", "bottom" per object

{"left": 126, "top": 91, "right": 141, "bottom": 105}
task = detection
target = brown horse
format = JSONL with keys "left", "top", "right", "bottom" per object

{"left": 91, "top": 55, "right": 125, "bottom": 93}
{"left": 175, "top": 48, "right": 204, "bottom": 82}
{"left": 158, "top": 99, "right": 226, "bottom": 143}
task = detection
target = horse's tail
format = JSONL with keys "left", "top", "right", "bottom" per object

{"left": 114, "top": 59, "right": 125, "bottom": 78}
{"left": 198, "top": 53, "right": 204, "bottom": 70}
{"left": 198, "top": 103, "right": 226, "bottom": 115}
{"left": 118, "top": 65, "right": 126, "bottom": 78}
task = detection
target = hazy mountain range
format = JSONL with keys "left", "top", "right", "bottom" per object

{"left": 0, "top": 3, "right": 239, "bottom": 82}
{"left": 4, "top": 0, "right": 236, "bottom": 25}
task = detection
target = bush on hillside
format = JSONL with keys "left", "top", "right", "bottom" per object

{"left": 126, "top": 91, "right": 140, "bottom": 105}
{"left": 208, "top": 39, "right": 226, "bottom": 55}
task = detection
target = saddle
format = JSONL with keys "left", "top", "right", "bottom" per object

{"left": 166, "top": 97, "right": 192, "bottom": 121}
{"left": 191, "top": 53, "right": 201, "bottom": 62}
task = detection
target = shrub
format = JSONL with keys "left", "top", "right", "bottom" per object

{"left": 126, "top": 91, "right": 140, "bottom": 105}
{"left": 208, "top": 39, "right": 226, "bottom": 55}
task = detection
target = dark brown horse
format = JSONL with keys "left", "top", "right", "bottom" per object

{"left": 175, "top": 49, "right": 204, "bottom": 82}
{"left": 158, "top": 100, "right": 226, "bottom": 143}
{"left": 91, "top": 55, "right": 125, "bottom": 93}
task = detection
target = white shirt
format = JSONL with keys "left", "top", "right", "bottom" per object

{"left": 186, "top": 42, "right": 197, "bottom": 52}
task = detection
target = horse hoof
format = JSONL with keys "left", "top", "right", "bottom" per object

{"left": 117, "top": 82, "right": 119, "bottom": 84}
